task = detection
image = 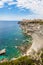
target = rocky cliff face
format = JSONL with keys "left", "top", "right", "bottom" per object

{"left": 19, "top": 19, "right": 43, "bottom": 54}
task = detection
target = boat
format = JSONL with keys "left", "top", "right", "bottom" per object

{"left": 0, "top": 49, "right": 6, "bottom": 55}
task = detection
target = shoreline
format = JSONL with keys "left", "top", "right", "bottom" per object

{"left": 19, "top": 19, "right": 43, "bottom": 54}
{"left": 0, "top": 19, "right": 43, "bottom": 64}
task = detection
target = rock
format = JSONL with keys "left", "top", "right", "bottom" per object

{"left": 11, "top": 58, "right": 17, "bottom": 61}
{"left": 0, "top": 49, "right": 6, "bottom": 55}
{"left": 19, "top": 19, "right": 43, "bottom": 54}
{"left": 0, "top": 58, "right": 8, "bottom": 63}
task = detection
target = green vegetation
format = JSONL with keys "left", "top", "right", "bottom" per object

{"left": 0, "top": 51, "right": 43, "bottom": 65}
{"left": 0, "top": 19, "right": 43, "bottom": 65}
{"left": 0, "top": 56, "right": 35, "bottom": 65}
{"left": 18, "top": 19, "right": 43, "bottom": 25}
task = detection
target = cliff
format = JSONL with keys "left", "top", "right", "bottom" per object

{"left": 0, "top": 19, "right": 43, "bottom": 65}
{"left": 19, "top": 19, "right": 43, "bottom": 54}
{"left": 0, "top": 51, "right": 43, "bottom": 65}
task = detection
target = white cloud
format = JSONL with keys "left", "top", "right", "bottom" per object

{"left": 0, "top": 0, "right": 16, "bottom": 8}
{"left": 0, "top": 14, "right": 43, "bottom": 21}
{"left": 8, "top": 2, "right": 17, "bottom": 5}
{"left": 0, "top": 0, "right": 43, "bottom": 19}
{"left": 0, "top": 15, "right": 23, "bottom": 21}
{"left": 16, "top": 0, "right": 43, "bottom": 15}
{"left": 0, "top": 0, "right": 43, "bottom": 16}
{"left": 0, "top": 1, "right": 4, "bottom": 8}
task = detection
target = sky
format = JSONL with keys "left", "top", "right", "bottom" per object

{"left": 0, "top": 0, "right": 43, "bottom": 21}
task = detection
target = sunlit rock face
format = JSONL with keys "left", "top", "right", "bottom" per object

{"left": 26, "top": 24, "right": 43, "bottom": 54}
{"left": 19, "top": 19, "right": 43, "bottom": 54}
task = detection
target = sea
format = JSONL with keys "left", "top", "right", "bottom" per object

{"left": 0, "top": 21, "right": 31, "bottom": 60}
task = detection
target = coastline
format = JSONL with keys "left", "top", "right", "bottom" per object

{"left": 0, "top": 21, "right": 31, "bottom": 62}
{"left": 18, "top": 19, "right": 43, "bottom": 56}
{"left": 0, "top": 19, "right": 43, "bottom": 65}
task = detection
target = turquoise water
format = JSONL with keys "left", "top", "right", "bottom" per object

{"left": 0, "top": 21, "right": 30, "bottom": 60}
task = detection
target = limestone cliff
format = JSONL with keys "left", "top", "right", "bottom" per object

{"left": 19, "top": 19, "right": 43, "bottom": 54}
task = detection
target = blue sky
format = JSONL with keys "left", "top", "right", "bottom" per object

{"left": 0, "top": 0, "right": 43, "bottom": 21}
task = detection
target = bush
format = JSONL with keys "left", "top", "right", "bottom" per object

{"left": 0, "top": 56, "right": 34, "bottom": 65}
{"left": 0, "top": 51, "right": 43, "bottom": 65}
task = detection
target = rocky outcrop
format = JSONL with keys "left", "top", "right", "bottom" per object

{"left": 0, "top": 49, "right": 6, "bottom": 55}
{"left": 15, "top": 43, "right": 32, "bottom": 55}
{"left": 19, "top": 19, "right": 43, "bottom": 54}
{"left": 0, "top": 58, "right": 8, "bottom": 63}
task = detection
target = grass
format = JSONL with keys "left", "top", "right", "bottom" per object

{"left": 0, "top": 56, "right": 34, "bottom": 65}
{"left": 0, "top": 51, "right": 43, "bottom": 65}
